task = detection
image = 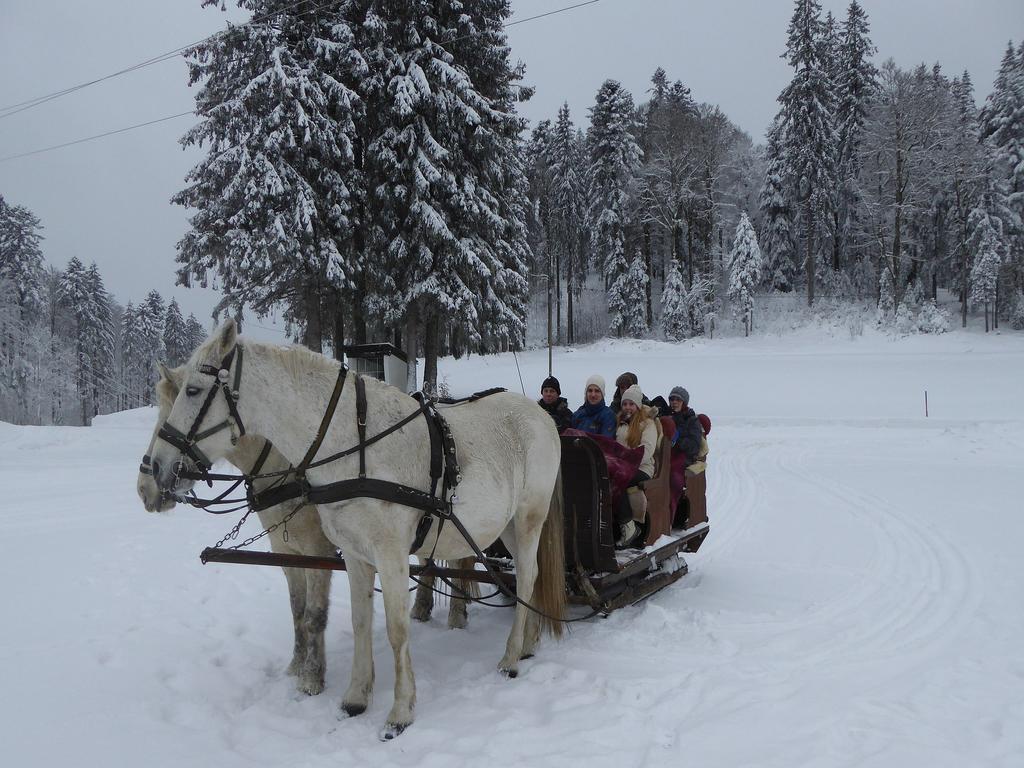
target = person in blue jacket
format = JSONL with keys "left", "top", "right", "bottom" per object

{"left": 571, "top": 374, "right": 616, "bottom": 438}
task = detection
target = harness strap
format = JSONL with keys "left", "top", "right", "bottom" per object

{"left": 297, "top": 364, "right": 348, "bottom": 473}
{"left": 304, "top": 477, "right": 448, "bottom": 514}
{"left": 355, "top": 375, "right": 368, "bottom": 479}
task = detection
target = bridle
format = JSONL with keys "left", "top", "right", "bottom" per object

{"left": 156, "top": 345, "right": 246, "bottom": 481}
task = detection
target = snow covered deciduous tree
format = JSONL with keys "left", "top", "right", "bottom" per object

{"left": 727, "top": 213, "right": 764, "bottom": 336}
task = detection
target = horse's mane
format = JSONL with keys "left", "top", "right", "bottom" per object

{"left": 243, "top": 339, "right": 340, "bottom": 383}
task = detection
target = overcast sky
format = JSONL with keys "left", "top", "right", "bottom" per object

{"left": 1, "top": 0, "right": 1021, "bottom": 340}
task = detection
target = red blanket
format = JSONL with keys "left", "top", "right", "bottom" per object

{"left": 562, "top": 429, "right": 644, "bottom": 508}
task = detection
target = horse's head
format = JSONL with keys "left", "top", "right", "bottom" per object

{"left": 150, "top": 319, "right": 243, "bottom": 495}
{"left": 137, "top": 361, "right": 186, "bottom": 512}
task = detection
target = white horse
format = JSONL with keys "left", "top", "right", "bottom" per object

{"left": 150, "top": 320, "right": 566, "bottom": 739}
{"left": 138, "top": 363, "right": 335, "bottom": 695}
{"left": 137, "top": 366, "right": 480, "bottom": 695}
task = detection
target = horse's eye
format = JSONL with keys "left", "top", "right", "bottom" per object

{"left": 185, "top": 386, "right": 202, "bottom": 397}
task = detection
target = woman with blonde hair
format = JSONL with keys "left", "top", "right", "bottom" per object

{"left": 614, "top": 384, "right": 658, "bottom": 547}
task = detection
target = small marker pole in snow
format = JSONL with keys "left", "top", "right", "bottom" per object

{"left": 925, "top": 390, "right": 929, "bottom": 417}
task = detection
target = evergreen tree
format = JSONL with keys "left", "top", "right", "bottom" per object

{"left": 758, "top": 116, "right": 798, "bottom": 291}
{"left": 833, "top": 0, "right": 877, "bottom": 272}
{"left": 609, "top": 251, "right": 649, "bottom": 337}
{"left": 361, "top": 0, "right": 531, "bottom": 388}
{"left": 727, "top": 213, "right": 764, "bottom": 336}
{"left": 137, "top": 291, "right": 165, "bottom": 404}
{"left": 163, "top": 299, "right": 189, "bottom": 367}
{"left": 660, "top": 260, "right": 688, "bottom": 341}
{"left": 968, "top": 191, "right": 1007, "bottom": 331}
{"left": 119, "top": 303, "right": 144, "bottom": 409}
{"left": 587, "top": 79, "right": 642, "bottom": 288}
{"left": 778, "top": 0, "right": 837, "bottom": 305}
{"left": 980, "top": 41, "right": 1024, "bottom": 298}
{"left": 185, "top": 313, "right": 207, "bottom": 357}
{"left": 57, "top": 258, "right": 114, "bottom": 424}
{"left": 174, "top": 1, "right": 364, "bottom": 352}
{"left": 0, "top": 196, "right": 45, "bottom": 319}
{"left": 547, "top": 103, "right": 587, "bottom": 344}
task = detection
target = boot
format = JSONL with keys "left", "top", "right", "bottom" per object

{"left": 627, "top": 486, "right": 648, "bottom": 523}
{"left": 615, "top": 520, "right": 638, "bottom": 548}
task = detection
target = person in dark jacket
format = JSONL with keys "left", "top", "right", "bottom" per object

{"left": 571, "top": 374, "right": 616, "bottom": 438}
{"left": 611, "top": 371, "right": 665, "bottom": 415}
{"left": 668, "top": 385, "right": 709, "bottom": 531}
{"left": 537, "top": 376, "right": 572, "bottom": 432}
{"left": 668, "top": 386, "right": 703, "bottom": 462}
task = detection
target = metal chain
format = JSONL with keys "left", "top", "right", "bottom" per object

{"left": 214, "top": 499, "right": 307, "bottom": 551}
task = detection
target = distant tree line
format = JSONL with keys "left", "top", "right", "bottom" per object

{"left": 0, "top": 194, "right": 206, "bottom": 425}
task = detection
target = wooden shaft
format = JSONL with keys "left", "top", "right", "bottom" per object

{"left": 200, "top": 547, "right": 516, "bottom": 587}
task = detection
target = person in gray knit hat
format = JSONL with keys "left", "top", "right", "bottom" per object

{"left": 667, "top": 385, "right": 709, "bottom": 531}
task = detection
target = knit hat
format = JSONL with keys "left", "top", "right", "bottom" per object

{"left": 621, "top": 384, "right": 644, "bottom": 407}
{"left": 541, "top": 376, "right": 561, "bottom": 395}
{"left": 615, "top": 371, "right": 638, "bottom": 390}
{"left": 584, "top": 374, "right": 606, "bottom": 397}
{"left": 669, "top": 386, "right": 689, "bottom": 404}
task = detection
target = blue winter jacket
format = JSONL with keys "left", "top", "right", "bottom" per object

{"left": 571, "top": 399, "right": 617, "bottom": 438}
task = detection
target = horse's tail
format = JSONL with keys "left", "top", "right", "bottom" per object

{"left": 534, "top": 466, "right": 566, "bottom": 638}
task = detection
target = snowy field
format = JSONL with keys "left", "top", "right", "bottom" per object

{"left": 2, "top": 326, "right": 1023, "bottom": 767}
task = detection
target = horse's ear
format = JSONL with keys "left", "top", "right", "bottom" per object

{"left": 157, "top": 360, "right": 173, "bottom": 382}
{"left": 216, "top": 318, "right": 238, "bottom": 354}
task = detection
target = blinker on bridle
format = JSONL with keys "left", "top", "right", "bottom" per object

{"left": 156, "top": 345, "right": 246, "bottom": 479}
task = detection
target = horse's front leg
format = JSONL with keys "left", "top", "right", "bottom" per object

{"left": 281, "top": 566, "right": 308, "bottom": 677}
{"left": 298, "top": 568, "right": 331, "bottom": 695}
{"left": 378, "top": 554, "right": 416, "bottom": 739}
{"left": 341, "top": 557, "right": 375, "bottom": 717}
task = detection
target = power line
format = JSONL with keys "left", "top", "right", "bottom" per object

{"left": 0, "top": 111, "right": 196, "bottom": 163}
{"left": 0, "top": 0, "right": 327, "bottom": 120}
{"left": 0, "top": 0, "right": 604, "bottom": 163}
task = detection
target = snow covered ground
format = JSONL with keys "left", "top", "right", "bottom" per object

{"left": 2, "top": 326, "right": 1023, "bottom": 767}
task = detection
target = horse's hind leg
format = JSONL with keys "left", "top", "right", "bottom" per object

{"left": 498, "top": 508, "right": 544, "bottom": 677}
{"left": 378, "top": 554, "right": 416, "bottom": 739}
{"left": 447, "top": 557, "right": 478, "bottom": 630}
{"left": 297, "top": 569, "right": 330, "bottom": 695}
{"left": 341, "top": 558, "right": 375, "bottom": 718}
{"left": 410, "top": 557, "right": 434, "bottom": 622}
{"left": 282, "top": 566, "right": 308, "bottom": 677}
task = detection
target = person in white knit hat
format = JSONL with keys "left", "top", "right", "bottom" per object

{"left": 570, "top": 374, "right": 616, "bottom": 438}
{"left": 613, "top": 384, "right": 658, "bottom": 547}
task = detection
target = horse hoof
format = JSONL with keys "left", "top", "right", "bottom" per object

{"left": 447, "top": 614, "right": 468, "bottom": 630}
{"left": 519, "top": 652, "right": 534, "bottom": 661}
{"left": 410, "top": 607, "right": 432, "bottom": 623}
{"left": 341, "top": 702, "right": 367, "bottom": 718}
{"left": 299, "top": 678, "right": 325, "bottom": 696}
{"left": 500, "top": 667, "right": 518, "bottom": 679}
{"left": 379, "top": 722, "right": 409, "bottom": 741}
